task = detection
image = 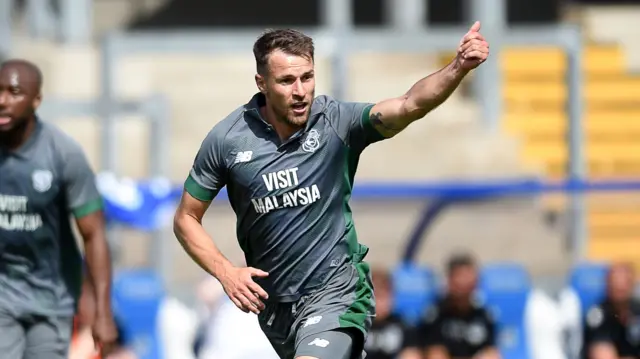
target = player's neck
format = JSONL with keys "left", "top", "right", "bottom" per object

{"left": 611, "top": 299, "right": 631, "bottom": 315}
{"left": 447, "top": 296, "right": 473, "bottom": 314}
{"left": 0, "top": 116, "right": 36, "bottom": 151}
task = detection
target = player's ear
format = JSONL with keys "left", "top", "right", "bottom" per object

{"left": 32, "top": 92, "right": 42, "bottom": 110}
{"left": 255, "top": 74, "right": 267, "bottom": 94}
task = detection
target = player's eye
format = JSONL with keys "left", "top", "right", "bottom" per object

{"left": 279, "top": 78, "right": 295, "bottom": 85}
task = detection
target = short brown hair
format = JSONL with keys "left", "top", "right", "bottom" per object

{"left": 446, "top": 252, "right": 476, "bottom": 275}
{"left": 372, "top": 267, "right": 392, "bottom": 293}
{"left": 253, "top": 29, "right": 315, "bottom": 75}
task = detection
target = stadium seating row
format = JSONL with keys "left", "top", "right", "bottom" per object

{"left": 110, "top": 262, "right": 611, "bottom": 359}
{"left": 497, "top": 44, "right": 640, "bottom": 282}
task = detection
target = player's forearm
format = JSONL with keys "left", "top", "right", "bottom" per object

{"left": 399, "top": 348, "right": 424, "bottom": 359}
{"left": 424, "top": 346, "right": 451, "bottom": 359}
{"left": 82, "top": 225, "right": 113, "bottom": 315}
{"left": 474, "top": 348, "right": 501, "bottom": 359}
{"left": 403, "top": 59, "right": 468, "bottom": 119}
{"left": 589, "top": 344, "right": 620, "bottom": 359}
{"left": 173, "top": 213, "right": 234, "bottom": 280}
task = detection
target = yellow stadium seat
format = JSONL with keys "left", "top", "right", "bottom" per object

{"left": 543, "top": 193, "right": 640, "bottom": 211}
{"left": 542, "top": 159, "right": 640, "bottom": 178}
{"left": 522, "top": 143, "right": 640, "bottom": 162}
{"left": 589, "top": 211, "right": 640, "bottom": 230}
{"left": 588, "top": 237, "right": 640, "bottom": 260}
{"left": 504, "top": 110, "right": 640, "bottom": 138}
{"left": 494, "top": 43, "right": 640, "bottom": 260}
{"left": 501, "top": 45, "right": 626, "bottom": 78}
{"left": 519, "top": 139, "right": 640, "bottom": 178}
{"left": 503, "top": 76, "right": 640, "bottom": 106}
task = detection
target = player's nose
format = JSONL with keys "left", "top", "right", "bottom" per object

{"left": 0, "top": 91, "right": 8, "bottom": 106}
{"left": 292, "top": 78, "right": 305, "bottom": 96}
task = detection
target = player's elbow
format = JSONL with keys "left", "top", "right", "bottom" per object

{"left": 172, "top": 210, "right": 190, "bottom": 243}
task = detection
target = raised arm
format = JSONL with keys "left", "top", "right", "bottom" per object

{"left": 368, "top": 21, "right": 489, "bottom": 138}
{"left": 173, "top": 129, "right": 269, "bottom": 314}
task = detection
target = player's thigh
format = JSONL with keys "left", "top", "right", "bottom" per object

{"left": 258, "top": 305, "right": 296, "bottom": 359}
{"left": 0, "top": 310, "right": 26, "bottom": 359}
{"left": 295, "top": 329, "right": 357, "bottom": 359}
{"left": 23, "top": 316, "right": 73, "bottom": 359}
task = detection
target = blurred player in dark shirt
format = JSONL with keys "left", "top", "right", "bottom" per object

{"left": 364, "top": 268, "right": 417, "bottom": 359}
{"left": 583, "top": 262, "right": 640, "bottom": 359}
{"left": 405, "top": 253, "right": 500, "bottom": 359}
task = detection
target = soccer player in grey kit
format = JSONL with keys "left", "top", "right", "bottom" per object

{"left": 174, "top": 23, "right": 489, "bottom": 359}
{"left": 0, "top": 60, "right": 118, "bottom": 358}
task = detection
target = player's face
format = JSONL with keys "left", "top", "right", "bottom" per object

{"left": 607, "top": 267, "right": 635, "bottom": 304}
{"left": 0, "top": 66, "right": 40, "bottom": 133}
{"left": 447, "top": 266, "right": 478, "bottom": 300}
{"left": 372, "top": 275, "right": 392, "bottom": 320}
{"left": 258, "top": 50, "right": 315, "bottom": 128}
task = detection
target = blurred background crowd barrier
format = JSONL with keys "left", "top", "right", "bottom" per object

{"left": 3, "top": 0, "right": 640, "bottom": 358}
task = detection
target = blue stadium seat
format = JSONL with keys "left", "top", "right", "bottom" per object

{"left": 569, "top": 262, "right": 608, "bottom": 318}
{"left": 391, "top": 262, "right": 438, "bottom": 325}
{"left": 478, "top": 262, "right": 532, "bottom": 359}
{"left": 112, "top": 269, "right": 165, "bottom": 359}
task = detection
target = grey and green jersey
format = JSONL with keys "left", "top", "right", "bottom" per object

{"left": 185, "top": 93, "right": 385, "bottom": 302}
{"left": 0, "top": 119, "right": 103, "bottom": 316}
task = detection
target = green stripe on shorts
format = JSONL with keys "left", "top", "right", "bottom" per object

{"left": 338, "top": 259, "right": 374, "bottom": 337}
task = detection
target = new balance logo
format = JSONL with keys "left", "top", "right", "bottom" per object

{"left": 303, "top": 316, "right": 322, "bottom": 328}
{"left": 308, "top": 338, "right": 330, "bottom": 348}
{"left": 234, "top": 151, "right": 253, "bottom": 163}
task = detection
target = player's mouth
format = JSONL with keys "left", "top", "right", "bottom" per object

{"left": 0, "top": 114, "right": 13, "bottom": 126}
{"left": 291, "top": 102, "right": 308, "bottom": 116}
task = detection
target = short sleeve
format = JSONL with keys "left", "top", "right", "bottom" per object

{"left": 583, "top": 305, "right": 613, "bottom": 346}
{"left": 482, "top": 310, "right": 497, "bottom": 348}
{"left": 184, "top": 127, "right": 228, "bottom": 202}
{"left": 61, "top": 142, "right": 103, "bottom": 218}
{"left": 327, "top": 99, "right": 385, "bottom": 151}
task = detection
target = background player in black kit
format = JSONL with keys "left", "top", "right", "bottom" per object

{"left": 0, "top": 59, "right": 117, "bottom": 358}
{"left": 583, "top": 262, "right": 640, "bottom": 359}
{"left": 364, "top": 268, "right": 418, "bottom": 359}
{"left": 405, "top": 253, "right": 500, "bottom": 359}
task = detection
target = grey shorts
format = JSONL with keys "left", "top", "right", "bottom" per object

{"left": 0, "top": 309, "right": 73, "bottom": 359}
{"left": 258, "top": 259, "right": 376, "bottom": 359}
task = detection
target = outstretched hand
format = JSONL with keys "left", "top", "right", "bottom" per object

{"left": 92, "top": 310, "right": 119, "bottom": 356}
{"left": 219, "top": 266, "right": 269, "bottom": 314}
{"left": 456, "top": 21, "right": 490, "bottom": 71}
